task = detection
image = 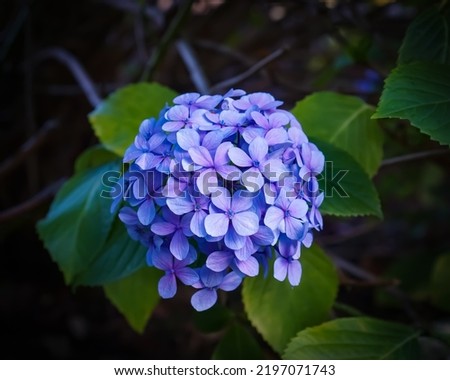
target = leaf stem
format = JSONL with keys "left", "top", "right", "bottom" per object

{"left": 381, "top": 149, "right": 450, "bottom": 167}
{"left": 140, "top": 0, "right": 194, "bottom": 82}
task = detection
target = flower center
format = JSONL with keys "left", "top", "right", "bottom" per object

{"left": 227, "top": 209, "right": 235, "bottom": 219}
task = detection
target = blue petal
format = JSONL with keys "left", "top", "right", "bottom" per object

{"left": 158, "top": 273, "right": 177, "bottom": 299}
{"left": 191, "top": 288, "right": 218, "bottom": 311}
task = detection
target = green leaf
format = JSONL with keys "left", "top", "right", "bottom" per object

{"left": 430, "top": 253, "right": 450, "bottom": 313}
{"left": 37, "top": 160, "right": 120, "bottom": 284}
{"left": 283, "top": 317, "right": 420, "bottom": 360}
{"left": 373, "top": 62, "right": 450, "bottom": 145}
{"left": 212, "top": 323, "right": 264, "bottom": 360}
{"left": 38, "top": 155, "right": 146, "bottom": 286}
{"left": 104, "top": 267, "right": 160, "bottom": 333}
{"left": 292, "top": 92, "right": 383, "bottom": 177}
{"left": 314, "top": 140, "right": 382, "bottom": 218}
{"left": 242, "top": 245, "right": 338, "bottom": 353}
{"left": 73, "top": 219, "right": 147, "bottom": 286}
{"left": 89, "top": 83, "right": 177, "bottom": 156}
{"left": 74, "top": 145, "right": 119, "bottom": 173}
{"left": 399, "top": 7, "right": 450, "bottom": 65}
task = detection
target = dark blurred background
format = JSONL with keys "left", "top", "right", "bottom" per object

{"left": 1, "top": 0, "right": 449, "bottom": 359}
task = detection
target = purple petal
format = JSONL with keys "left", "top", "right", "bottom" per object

{"left": 249, "top": 137, "right": 268, "bottom": 162}
{"left": 303, "top": 232, "right": 313, "bottom": 248}
{"left": 224, "top": 225, "right": 246, "bottom": 250}
{"left": 191, "top": 288, "right": 218, "bottom": 311}
{"left": 204, "top": 213, "right": 229, "bottom": 237}
{"left": 180, "top": 213, "right": 194, "bottom": 236}
{"left": 288, "top": 259, "right": 302, "bottom": 286}
{"left": 264, "top": 206, "right": 284, "bottom": 230}
{"left": 235, "top": 256, "right": 259, "bottom": 277}
{"left": 219, "top": 272, "right": 242, "bottom": 291}
{"left": 210, "top": 186, "right": 231, "bottom": 211}
{"left": 242, "top": 127, "right": 265, "bottom": 144}
{"left": 265, "top": 128, "right": 288, "bottom": 145}
{"left": 176, "top": 267, "right": 199, "bottom": 286}
{"left": 162, "top": 121, "right": 185, "bottom": 132}
{"left": 188, "top": 146, "right": 214, "bottom": 167}
{"left": 202, "top": 131, "right": 224, "bottom": 151}
{"left": 152, "top": 248, "right": 173, "bottom": 271}
{"left": 228, "top": 147, "right": 252, "bottom": 167}
{"left": 231, "top": 190, "right": 253, "bottom": 212}
{"left": 278, "top": 235, "right": 300, "bottom": 259}
{"left": 261, "top": 159, "right": 288, "bottom": 182}
{"left": 118, "top": 207, "right": 138, "bottom": 225}
{"left": 170, "top": 230, "right": 189, "bottom": 260}
{"left": 151, "top": 221, "right": 176, "bottom": 236}
{"left": 148, "top": 133, "right": 167, "bottom": 151}
{"left": 206, "top": 251, "right": 234, "bottom": 272}
{"left": 196, "top": 94, "right": 222, "bottom": 109}
{"left": 274, "top": 257, "right": 288, "bottom": 282}
{"left": 251, "top": 111, "right": 269, "bottom": 129}
{"left": 242, "top": 167, "right": 264, "bottom": 192}
{"left": 234, "top": 237, "right": 257, "bottom": 261}
{"left": 158, "top": 273, "right": 177, "bottom": 299}
{"left": 166, "top": 105, "right": 189, "bottom": 121}
{"left": 137, "top": 199, "right": 156, "bottom": 226}
{"left": 214, "top": 142, "right": 232, "bottom": 167}
{"left": 177, "top": 129, "right": 200, "bottom": 151}
{"left": 252, "top": 225, "right": 275, "bottom": 246}
{"left": 166, "top": 193, "right": 194, "bottom": 215}
{"left": 285, "top": 217, "right": 306, "bottom": 240}
{"left": 190, "top": 209, "right": 207, "bottom": 237}
{"left": 196, "top": 168, "right": 218, "bottom": 195}
{"left": 288, "top": 126, "right": 308, "bottom": 145}
{"left": 135, "top": 152, "right": 155, "bottom": 170}
{"left": 217, "top": 164, "right": 242, "bottom": 182}
{"left": 232, "top": 211, "right": 259, "bottom": 236}
{"left": 173, "top": 92, "right": 200, "bottom": 105}
{"left": 288, "top": 199, "right": 308, "bottom": 219}
{"left": 269, "top": 112, "right": 289, "bottom": 128}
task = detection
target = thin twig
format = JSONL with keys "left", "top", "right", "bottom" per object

{"left": 0, "top": 178, "right": 66, "bottom": 223}
{"left": 24, "top": 6, "right": 39, "bottom": 194}
{"left": 0, "top": 120, "right": 58, "bottom": 179}
{"left": 100, "top": 0, "right": 164, "bottom": 29}
{"left": 331, "top": 255, "right": 421, "bottom": 326}
{"left": 34, "top": 48, "right": 102, "bottom": 107}
{"left": 209, "top": 45, "right": 289, "bottom": 93}
{"left": 194, "top": 39, "right": 254, "bottom": 66}
{"left": 140, "top": 0, "right": 195, "bottom": 81}
{"left": 381, "top": 149, "right": 450, "bottom": 167}
{"left": 176, "top": 38, "right": 210, "bottom": 94}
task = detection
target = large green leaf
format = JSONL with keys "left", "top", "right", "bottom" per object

{"left": 292, "top": 92, "right": 383, "bottom": 177}
{"left": 104, "top": 267, "right": 161, "bottom": 333}
{"left": 314, "top": 140, "right": 382, "bottom": 218}
{"left": 73, "top": 219, "right": 147, "bottom": 286}
{"left": 399, "top": 7, "right": 450, "bottom": 65}
{"left": 212, "top": 323, "right": 264, "bottom": 360}
{"left": 37, "top": 160, "right": 120, "bottom": 284}
{"left": 89, "top": 83, "right": 177, "bottom": 156}
{"left": 283, "top": 317, "right": 420, "bottom": 360}
{"left": 74, "top": 145, "right": 119, "bottom": 173}
{"left": 38, "top": 148, "right": 146, "bottom": 286}
{"left": 430, "top": 253, "right": 450, "bottom": 313}
{"left": 373, "top": 62, "right": 450, "bottom": 145}
{"left": 242, "top": 245, "right": 338, "bottom": 354}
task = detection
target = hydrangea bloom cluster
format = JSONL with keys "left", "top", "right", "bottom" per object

{"left": 117, "top": 90, "right": 325, "bottom": 311}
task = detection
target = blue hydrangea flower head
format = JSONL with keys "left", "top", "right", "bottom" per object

{"left": 117, "top": 89, "right": 325, "bottom": 311}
